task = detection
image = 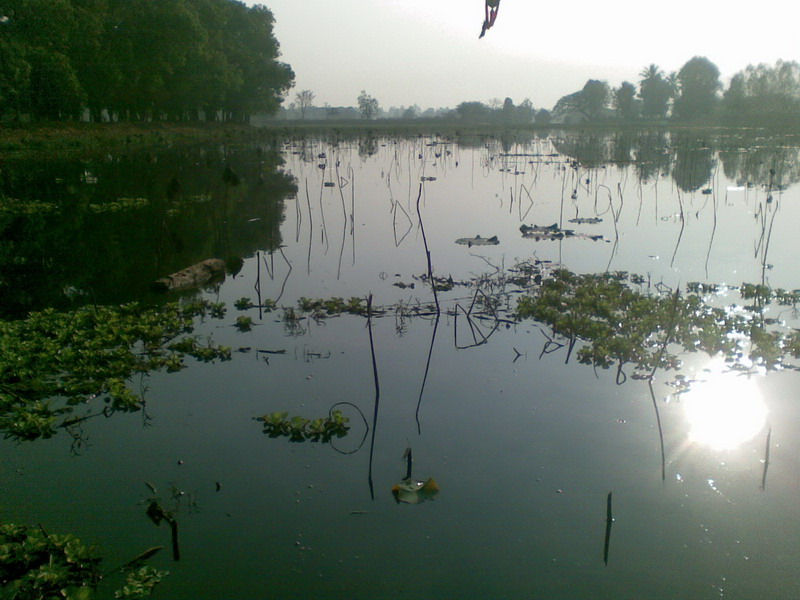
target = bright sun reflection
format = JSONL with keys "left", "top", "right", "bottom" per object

{"left": 683, "top": 358, "right": 768, "bottom": 451}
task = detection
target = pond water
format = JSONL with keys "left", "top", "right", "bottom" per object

{"left": 3, "top": 130, "right": 800, "bottom": 599}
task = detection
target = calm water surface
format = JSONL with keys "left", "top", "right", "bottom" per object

{"left": 3, "top": 131, "right": 800, "bottom": 599}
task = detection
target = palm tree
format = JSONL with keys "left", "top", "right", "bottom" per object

{"left": 639, "top": 64, "right": 663, "bottom": 85}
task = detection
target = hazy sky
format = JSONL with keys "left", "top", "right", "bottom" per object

{"left": 257, "top": 0, "right": 799, "bottom": 111}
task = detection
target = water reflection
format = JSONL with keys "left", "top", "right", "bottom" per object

{"left": 683, "top": 357, "right": 768, "bottom": 450}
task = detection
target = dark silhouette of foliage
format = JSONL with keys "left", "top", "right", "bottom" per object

{"left": 672, "top": 56, "right": 721, "bottom": 121}
{"left": 638, "top": 64, "right": 673, "bottom": 120}
{"left": 721, "top": 60, "right": 800, "bottom": 127}
{"left": 613, "top": 81, "right": 638, "bottom": 121}
{"left": 357, "top": 90, "right": 380, "bottom": 119}
{"left": 0, "top": 0, "right": 294, "bottom": 122}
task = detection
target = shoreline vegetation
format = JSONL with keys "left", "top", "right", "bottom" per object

{"left": 0, "top": 120, "right": 795, "bottom": 159}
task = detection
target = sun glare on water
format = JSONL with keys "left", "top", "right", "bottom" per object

{"left": 683, "top": 359, "right": 768, "bottom": 451}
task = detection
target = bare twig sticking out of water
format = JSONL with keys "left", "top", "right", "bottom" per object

{"left": 670, "top": 190, "right": 686, "bottom": 269}
{"left": 329, "top": 401, "right": 370, "bottom": 456}
{"left": 349, "top": 165, "right": 356, "bottom": 266}
{"left": 454, "top": 288, "right": 500, "bottom": 349}
{"left": 294, "top": 191, "right": 302, "bottom": 244}
{"left": 255, "top": 250, "right": 262, "bottom": 320}
{"left": 760, "top": 427, "right": 772, "bottom": 491}
{"left": 305, "top": 179, "right": 313, "bottom": 275}
{"left": 414, "top": 313, "right": 440, "bottom": 435}
{"left": 519, "top": 183, "right": 535, "bottom": 222}
{"left": 391, "top": 200, "right": 414, "bottom": 248}
{"left": 264, "top": 248, "right": 292, "bottom": 304}
{"left": 636, "top": 175, "right": 644, "bottom": 227}
{"left": 415, "top": 183, "right": 440, "bottom": 314}
{"left": 705, "top": 186, "right": 719, "bottom": 279}
{"left": 318, "top": 175, "right": 330, "bottom": 253}
{"left": 758, "top": 171, "right": 780, "bottom": 283}
{"left": 366, "top": 294, "right": 381, "bottom": 501}
{"left": 647, "top": 287, "right": 682, "bottom": 483}
{"left": 603, "top": 491, "right": 613, "bottom": 566}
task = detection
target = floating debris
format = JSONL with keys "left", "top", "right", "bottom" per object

{"left": 520, "top": 223, "right": 604, "bottom": 242}
{"left": 567, "top": 217, "right": 603, "bottom": 225}
{"left": 391, "top": 478, "right": 440, "bottom": 504}
{"left": 455, "top": 235, "right": 499, "bottom": 247}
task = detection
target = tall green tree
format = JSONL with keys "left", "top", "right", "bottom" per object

{"left": 295, "top": 89, "right": 315, "bottom": 119}
{"left": 357, "top": 90, "right": 379, "bottom": 119}
{"left": 577, "top": 80, "right": 610, "bottom": 120}
{"left": 613, "top": 81, "right": 638, "bottom": 121}
{"left": 456, "top": 101, "right": 490, "bottom": 122}
{"left": 672, "top": 56, "right": 721, "bottom": 121}
{"left": 220, "top": 2, "right": 293, "bottom": 122}
{"left": 638, "top": 64, "right": 673, "bottom": 120}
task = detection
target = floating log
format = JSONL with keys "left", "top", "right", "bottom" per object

{"left": 153, "top": 258, "right": 226, "bottom": 292}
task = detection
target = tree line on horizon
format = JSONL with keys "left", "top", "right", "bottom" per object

{"left": 282, "top": 57, "right": 800, "bottom": 129}
{"left": 549, "top": 56, "right": 800, "bottom": 127}
{"left": 0, "top": 0, "right": 294, "bottom": 123}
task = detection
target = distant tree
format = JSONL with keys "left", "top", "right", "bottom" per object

{"left": 577, "top": 79, "right": 610, "bottom": 120}
{"left": 552, "top": 91, "right": 582, "bottom": 121}
{"left": 401, "top": 105, "right": 418, "bottom": 119}
{"left": 501, "top": 97, "right": 515, "bottom": 124}
{"left": 516, "top": 98, "right": 536, "bottom": 125}
{"left": 535, "top": 108, "right": 551, "bottom": 125}
{"left": 357, "top": 90, "right": 379, "bottom": 119}
{"left": 553, "top": 80, "right": 610, "bottom": 122}
{"left": 613, "top": 81, "right": 638, "bottom": 121}
{"left": 456, "top": 101, "right": 490, "bottom": 122}
{"left": 295, "top": 89, "right": 315, "bottom": 119}
{"left": 672, "top": 56, "right": 721, "bottom": 121}
{"left": 638, "top": 64, "right": 673, "bottom": 120}
{"left": 721, "top": 60, "right": 800, "bottom": 126}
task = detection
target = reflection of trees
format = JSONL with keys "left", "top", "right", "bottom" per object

{"left": 719, "top": 137, "right": 800, "bottom": 187}
{"left": 551, "top": 132, "right": 611, "bottom": 168}
{"left": 672, "top": 141, "right": 715, "bottom": 192}
{"left": 357, "top": 136, "right": 378, "bottom": 159}
{"left": 0, "top": 146, "right": 296, "bottom": 317}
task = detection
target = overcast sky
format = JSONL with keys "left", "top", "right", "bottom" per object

{"left": 257, "top": 0, "right": 799, "bottom": 111}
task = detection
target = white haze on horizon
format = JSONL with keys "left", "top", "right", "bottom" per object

{"left": 258, "top": 0, "right": 800, "bottom": 112}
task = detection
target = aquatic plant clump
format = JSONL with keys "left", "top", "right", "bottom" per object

{"left": 515, "top": 269, "right": 800, "bottom": 376}
{"left": 256, "top": 410, "right": 350, "bottom": 442}
{"left": 0, "top": 301, "right": 231, "bottom": 441}
{"left": 0, "top": 523, "right": 102, "bottom": 599}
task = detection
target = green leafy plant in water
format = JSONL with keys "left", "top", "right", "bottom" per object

{"left": 0, "top": 523, "right": 102, "bottom": 600}
{"left": 234, "top": 297, "right": 254, "bottom": 310}
{"left": 515, "top": 269, "right": 799, "bottom": 377}
{"left": 256, "top": 410, "right": 349, "bottom": 442}
{"left": 297, "top": 296, "right": 367, "bottom": 317}
{"left": 0, "top": 301, "right": 231, "bottom": 441}
{"left": 234, "top": 316, "right": 254, "bottom": 332}
{"left": 114, "top": 566, "right": 168, "bottom": 599}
